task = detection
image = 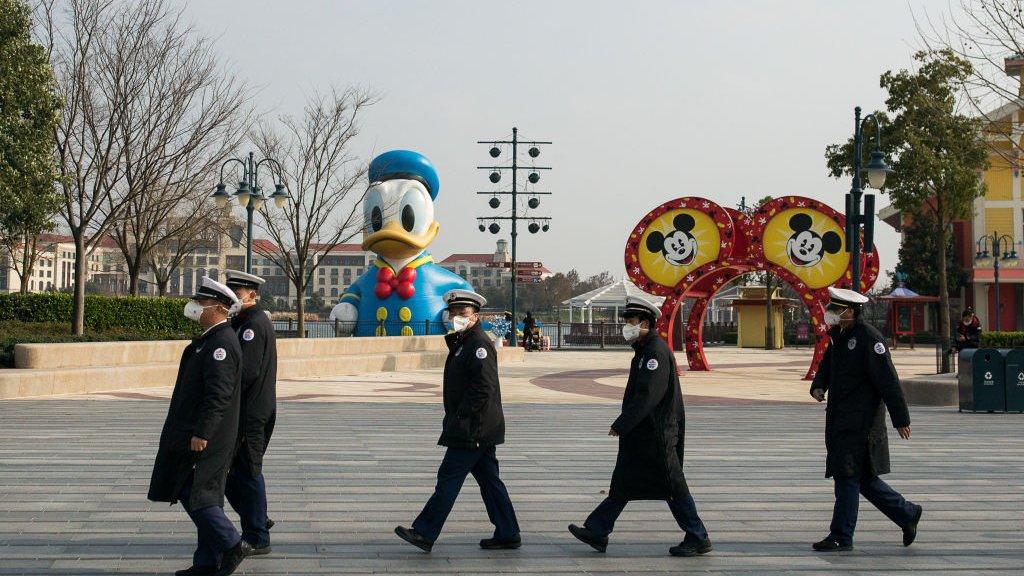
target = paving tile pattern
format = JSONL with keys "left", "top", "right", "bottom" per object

{"left": 1, "top": 401, "right": 1022, "bottom": 574}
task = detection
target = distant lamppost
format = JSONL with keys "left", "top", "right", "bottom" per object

{"left": 974, "top": 232, "right": 1018, "bottom": 332}
{"left": 846, "top": 106, "right": 891, "bottom": 292}
{"left": 476, "top": 127, "right": 552, "bottom": 347}
{"left": 211, "top": 152, "right": 290, "bottom": 274}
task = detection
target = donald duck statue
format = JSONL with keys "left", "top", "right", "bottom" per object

{"left": 329, "top": 150, "right": 472, "bottom": 336}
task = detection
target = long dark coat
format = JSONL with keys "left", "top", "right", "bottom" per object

{"left": 148, "top": 322, "right": 242, "bottom": 508}
{"left": 231, "top": 303, "right": 277, "bottom": 476}
{"left": 609, "top": 332, "right": 689, "bottom": 501}
{"left": 811, "top": 318, "right": 910, "bottom": 478}
{"left": 438, "top": 322, "right": 505, "bottom": 450}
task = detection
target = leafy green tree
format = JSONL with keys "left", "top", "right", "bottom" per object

{"left": 826, "top": 50, "right": 988, "bottom": 371}
{"left": 892, "top": 212, "right": 965, "bottom": 297}
{"left": 0, "top": 0, "right": 60, "bottom": 293}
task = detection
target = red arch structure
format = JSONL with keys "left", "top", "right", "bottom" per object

{"left": 625, "top": 196, "right": 879, "bottom": 380}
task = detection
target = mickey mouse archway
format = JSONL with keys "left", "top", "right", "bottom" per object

{"left": 624, "top": 196, "right": 879, "bottom": 380}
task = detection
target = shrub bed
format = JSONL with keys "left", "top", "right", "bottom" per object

{"left": 980, "top": 331, "right": 1024, "bottom": 348}
{"left": 0, "top": 321, "right": 197, "bottom": 368}
{"left": 0, "top": 292, "right": 194, "bottom": 331}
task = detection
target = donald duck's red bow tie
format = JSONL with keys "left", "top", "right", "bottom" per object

{"left": 375, "top": 267, "right": 416, "bottom": 300}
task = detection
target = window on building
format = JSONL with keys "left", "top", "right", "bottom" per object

{"left": 330, "top": 287, "right": 338, "bottom": 297}
{"left": 319, "top": 277, "right": 325, "bottom": 285}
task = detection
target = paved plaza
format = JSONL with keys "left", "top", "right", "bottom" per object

{"left": 2, "top": 347, "right": 1022, "bottom": 575}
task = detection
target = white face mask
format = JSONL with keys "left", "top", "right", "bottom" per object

{"left": 622, "top": 323, "right": 642, "bottom": 342}
{"left": 451, "top": 315, "right": 473, "bottom": 332}
{"left": 184, "top": 301, "right": 223, "bottom": 322}
{"left": 823, "top": 310, "right": 841, "bottom": 326}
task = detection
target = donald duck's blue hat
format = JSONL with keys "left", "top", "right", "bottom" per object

{"left": 368, "top": 150, "right": 440, "bottom": 200}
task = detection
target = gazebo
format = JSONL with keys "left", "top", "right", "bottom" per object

{"left": 562, "top": 278, "right": 664, "bottom": 324}
{"left": 878, "top": 282, "right": 939, "bottom": 349}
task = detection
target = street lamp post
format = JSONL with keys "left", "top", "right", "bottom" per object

{"left": 974, "top": 232, "right": 1018, "bottom": 332}
{"left": 846, "top": 106, "right": 891, "bottom": 292}
{"left": 211, "top": 151, "right": 290, "bottom": 274}
{"left": 476, "top": 127, "right": 553, "bottom": 347}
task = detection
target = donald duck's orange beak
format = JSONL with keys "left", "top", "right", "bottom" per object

{"left": 362, "top": 221, "right": 440, "bottom": 260}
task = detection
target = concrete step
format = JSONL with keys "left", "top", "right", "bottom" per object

{"left": 0, "top": 347, "right": 523, "bottom": 400}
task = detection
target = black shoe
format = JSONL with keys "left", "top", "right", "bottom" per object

{"left": 213, "top": 540, "right": 251, "bottom": 576}
{"left": 568, "top": 524, "right": 607, "bottom": 553}
{"left": 812, "top": 537, "right": 853, "bottom": 552}
{"left": 394, "top": 526, "right": 433, "bottom": 553}
{"left": 480, "top": 535, "right": 521, "bottom": 550}
{"left": 903, "top": 504, "right": 923, "bottom": 546}
{"left": 174, "top": 566, "right": 217, "bottom": 576}
{"left": 266, "top": 518, "right": 275, "bottom": 530}
{"left": 245, "top": 542, "right": 272, "bottom": 556}
{"left": 669, "top": 536, "right": 713, "bottom": 557}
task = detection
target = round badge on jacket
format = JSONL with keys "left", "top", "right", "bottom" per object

{"left": 242, "top": 328, "right": 255, "bottom": 341}
{"left": 873, "top": 342, "right": 886, "bottom": 355}
{"left": 847, "top": 337, "right": 857, "bottom": 350}
{"left": 475, "top": 347, "right": 488, "bottom": 359}
{"left": 213, "top": 348, "right": 227, "bottom": 361}
{"left": 646, "top": 358, "right": 659, "bottom": 370}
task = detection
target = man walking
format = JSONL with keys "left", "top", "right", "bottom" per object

{"left": 568, "top": 296, "right": 712, "bottom": 557}
{"left": 810, "top": 287, "right": 923, "bottom": 552}
{"left": 223, "top": 270, "right": 278, "bottom": 556}
{"left": 148, "top": 277, "right": 251, "bottom": 576}
{"left": 394, "top": 289, "right": 521, "bottom": 552}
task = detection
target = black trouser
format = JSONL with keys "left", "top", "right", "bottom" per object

{"left": 584, "top": 495, "right": 708, "bottom": 540}
{"left": 225, "top": 457, "right": 270, "bottom": 547}
{"left": 829, "top": 474, "right": 918, "bottom": 545}
{"left": 178, "top": 475, "right": 241, "bottom": 568}
{"left": 412, "top": 446, "right": 520, "bottom": 543}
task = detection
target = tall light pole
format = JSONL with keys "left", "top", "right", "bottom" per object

{"left": 846, "top": 106, "right": 891, "bottom": 292}
{"left": 476, "top": 127, "right": 552, "bottom": 347}
{"left": 975, "top": 232, "right": 1018, "bottom": 332}
{"left": 211, "top": 151, "right": 290, "bottom": 274}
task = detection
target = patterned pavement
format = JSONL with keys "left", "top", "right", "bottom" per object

{"left": 1, "top": 398, "right": 1022, "bottom": 574}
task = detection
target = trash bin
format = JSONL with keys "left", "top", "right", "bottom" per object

{"left": 1004, "top": 349, "right": 1024, "bottom": 413}
{"left": 958, "top": 348, "right": 1006, "bottom": 413}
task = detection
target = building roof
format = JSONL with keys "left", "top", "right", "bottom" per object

{"left": 439, "top": 253, "right": 496, "bottom": 264}
{"left": 562, "top": 278, "right": 665, "bottom": 308}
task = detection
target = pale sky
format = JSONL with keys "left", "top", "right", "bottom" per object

{"left": 177, "top": 0, "right": 957, "bottom": 284}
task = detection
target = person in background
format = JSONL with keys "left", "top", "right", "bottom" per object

{"left": 809, "top": 287, "right": 922, "bottom": 553}
{"left": 395, "top": 289, "right": 521, "bottom": 553}
{"left": 223, "top": 270, "right": 278, "bottom": 557}
{"left": 148, "top": 277, "right": 251, "bottom": 576}
{"left": 956, "top": 308, "right": 982, "bottom": 352}
{"left": 568, "top": 296, "right": 712, "bottom": 558}
{"left": 523, "top": 311, "right": 537, "bottom": 351}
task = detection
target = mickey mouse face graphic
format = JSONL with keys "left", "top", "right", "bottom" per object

{"left": 786, "top": 213, "right": 841, "bottom": 267}
{"left": 646, "top": 213, "right": 698, "bottom": 266}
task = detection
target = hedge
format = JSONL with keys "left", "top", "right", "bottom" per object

{"left": 980, "top": 331, "right": 1024, "bottom": 348}
{"left": 0, "top": 292, "right": 194, "bottom": 332}
{"left": 0, "top": 321, "right": 197, "bottom": 367}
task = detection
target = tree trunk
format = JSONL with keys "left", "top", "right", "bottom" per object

{"left": 936, "top": 220, "right": 951, "bottom": 373}
{"left": 157, "top": 277, "right": 169, "bottom": 296}
{"left": 17, "top": 231, "right": 37, "bottom": 294}
{"left": 127, "top": 256, "right": 141, "bottom": 297}
{"left": 295, "top": 282, "right": 306, "bottom": 338}
{"left": 72, "top": 235, "right": 87, "bottom": 335}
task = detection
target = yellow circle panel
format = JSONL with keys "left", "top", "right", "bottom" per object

{"left": 638, "top": 209, "right": 721, "bottom": 288}
{"left": 762, "top": 208, "right": 849, "bottom": 289}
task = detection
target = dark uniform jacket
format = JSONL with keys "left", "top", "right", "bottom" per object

{"left": 231, "top": 303, "right": 277, "bottom": 476}
{"left": 148, "top": 322, "right": 242, "bottom": 509}
{"left": 438, "top": 323, "right": 505, "bottom": 449}
{"left": 609, "top": 332, "right": 689, "bottom": 501}
{"left": 957, "top": 318, "right": 981, "bottom": 350}
{"left": 811, "top": 318, "right": 910, "bottom": 478}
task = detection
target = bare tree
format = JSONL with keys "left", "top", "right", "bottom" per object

{"left": 251, "top": 88, "right": 377, "bottom": 337}
{"left": 39, "top": 0, "right": 170, "bottom": 333}
{"left": 0, "top": 229, "right": 53, "bottom": 293}
{"left": 917, "top": 0, "right": 1024, "bottom": 160}
{"left": 106, "top": 3, "right": 251, "bottom": 295}
{"left": 145, "top": 207, "right": 228, "bottom": 296}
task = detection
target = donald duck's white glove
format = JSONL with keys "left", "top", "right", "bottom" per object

{"left": 329, "top": 301, "right": 358, "bottom": 335}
